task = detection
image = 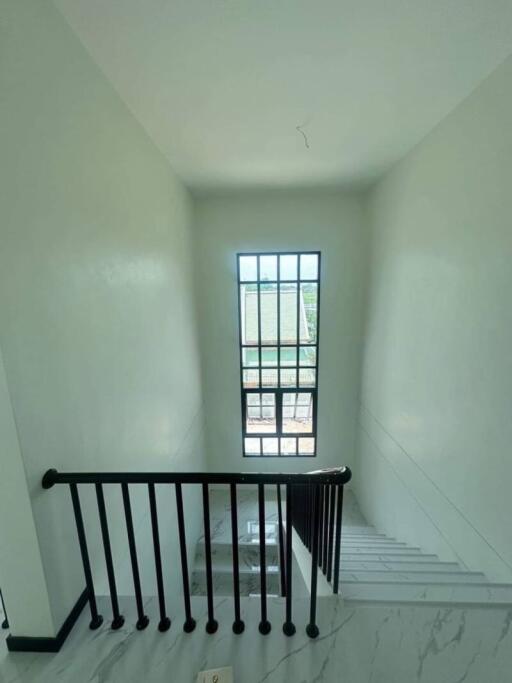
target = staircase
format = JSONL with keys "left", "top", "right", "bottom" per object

{"left": 192, "top": 540, "right": 281, "bottom": 597}
{"left": 340, "top": 524, "right": 512, "bottom": 605}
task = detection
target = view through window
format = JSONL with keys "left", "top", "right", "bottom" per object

{"left": 237, "top": 252, "right": 320, "bottom": 456}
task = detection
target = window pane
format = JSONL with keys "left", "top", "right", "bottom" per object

{"left": 300, "top": 253, "right": 318, "bottom": 280}
{"left": 298, "top": 437, "right": 315, "bottom": 455}
{"left": 281, "top": 437, "right": 297, "bottom": 455}
{"left": 239, "top": 256, "right": 257, "bottom": 281}
{"left": 280, "top": 347, "right": 297, "bottom": 367}
{"left": 280, "top": 284, "right": 297, "bottom": 344}
{"left": 282, "top": 392, "right": 313, "bottom": 433}
{"left": 280, "top": 369, "right": 297, "bottom": 387}
{"left": 299, "top": 346, "right": 316, "bottom": 366}
{"left": 242, "top": 347, "right": 259, "bottom": 367}
{"left": 261, "top": 369, "right": 278, "bottom": 387}
{"left": 262, "top": 438, "right": 278, "bottom": 455}
{"left": 260, "top": 254, "right": 277, "bottom": 281}
{"left": 243, "top": 369, "right": 259, "bottom": 388}
{"left": 280, "top": 254, "right": 297, "bottom": 280}
{"left": 245, "top": 438, "right": 261, "bottom": 455}
{"left": 240, "top": 284, "right": 259, "bottom": 345}
{"left": 261, "top": 347, "right": 278, "bottom": 366}
{"left": 300, "top": 283, "right": 317, "bottom": 343}
{"left": 246, "top": 393, "right": 276, "bottom": 433}
{"left": 299, "top": 368, "right": 316, "bottom": 388}
{"left": 260, "top": 283, "right": 278, "bottom": 343}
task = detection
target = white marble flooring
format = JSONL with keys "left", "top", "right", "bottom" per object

{"left": 1, "top": 594, "right": 512, "bottom": 682}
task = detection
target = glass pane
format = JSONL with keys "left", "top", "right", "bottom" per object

{"left": 281, "top": 437, "right": 297, "bottom": 455}
{"left": 261, "top": 369, "right": 278, "bottom": 387}
{"left": 260, "top": 254, "right": 277, "bottom": 281}
{"left": 261, "top": 347, "right": 278, "bottom": 366}
{"left": 280, "top": 254, "right": 297, "bottom": 280}
{"left": 280, "top": 347, "right": 297, "bottom": 367}
{"left": 300, "top": 283, "right": 317, "bottom": 343}
{"left": 243, "top": 369, "right": 259, "bottom": 388}
{"left": 246, "top": 393, "right": 276, "bottom": 433}
{"left": 242, "top": 347, "right": 259, "bottom": 367}
{"left": 239, "top": 256, "right": 257, "bottom": 281}
{"left": 299, "top": 346, "right": 316, "bottom": 366}
{"left": 298, "top": 437, "right": 315, "bottom": 455}
{"left": 280, "top": 284, "right": 297, "bottom": 344}
{"left": 260, "top": 283, "right": 278, "bottom": 344}
{"left": 300, "top": 253, "right": 318, "bottom": 280}
{"left": 240, "top": 284, "right": 259, "bottom": 345}
{"left": 282, "top": 392, "right": 313, "bottom": 433}
{"left": 280, "top": 369, "right": 297, "bottom": 387}
{"left": 299, "top": 368, "right": 316, "bottom": 388}
{"left": 245, "top": 438, "right": 261, "bottom": 455}
{"left": 262, "top": 438, "right": 278, "bottom": 455}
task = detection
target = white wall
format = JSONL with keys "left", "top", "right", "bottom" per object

{"left": 0, "top": 0, "right": 206, "bottom": 634}
{"left": 356, "top": 54, "right": 512, "bottom": 581}
{"left": 194, "top": 189, "right": 368, "bottom": 473}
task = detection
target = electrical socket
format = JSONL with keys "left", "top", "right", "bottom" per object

{"left": 196, "top": 666, "right": 233, "bottom": 683}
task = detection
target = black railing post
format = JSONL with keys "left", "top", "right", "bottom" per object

{"left": 121, "top": 483, "right": 149, "bottom": 630}
{"left": 276, "top": 484, "right": 286, "bottom": 597}
{"left": 318, "top": 485, "right": 324, "bottom": 569}
{"left": 258, "top": 483, "right": 271, "bottom": 634}
{"left": 69, "top": 484, "right": 103, "bottom": 630}
{"left": 148, "top": 483, "right": 171, "bottom": 632}
{"left": 202, "top": 483, "right": 218, "bottom": 634}
{"left": 230, "top": 483, "right": 245, "bottom": 634}
{"left": 175, "top": 483, "right": 196, "bottom": 633}
{"left": 322, "top": 484, "right": 330, "bottom": 576}
{"left": 326, "top": 484, "right": 336, "bottom": 583}
{"left": 283, "top": 483, "right": 296, "bottom": 636}
{"left": 333, "top": 484, "right": 344, "bottom": 595}
{"left": 96, "top": 483, "right": 124, "bottom": 630}
{"left": 1, "top": 590, "right": 9, "bottom": 630}
{"left": 306, "top": 484, "right": 320, "bottom": 639}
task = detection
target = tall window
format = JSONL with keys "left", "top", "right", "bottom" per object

{"left": 237, "top": 252, "right": 321, "bottom": 457}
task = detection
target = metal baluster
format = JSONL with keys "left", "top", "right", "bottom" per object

{"left": 175, "top": 483, "right": 196, "bottom": 633}
{"left": 96, "top": 483, "right": 124, "bottom": 629}
{"left": 283, "top": 483, "right": 296, "bottom": 636}
{"left": 121, "top": 483, "right": 149, "bottom": 630}
{"left": 276, "top": 484, "right": 286, "bottom": 597}
{"left": 1, "top": 590, "right": 9, "bottom": 629}
{"left": 306, "top": 484, "right": 320, "bottom": 638}
{"left": 69, "top": 484, "right": 103, "bottom": 629}
{"left": 230, "top": 483, "right": 245, "bottom": 634}
{"left": 326, "top": 484, "right": 336, "bottom": 583}
{"left": 258, "top": 483, "right": 271, "bottom": 634}
{"left": 318, "top": 485, "right": 324, "bottom": 568}
{"left": 202, "top": 483, "right": 218, "bottom": 634}
{"left": 322, "top": 485, "right": 330, "bottom": 575}
{"left": 148, "top": 483, "right": 171, "bottom": 631}
{"left": 333, "top": 485, "right": 344, "bottom": 595}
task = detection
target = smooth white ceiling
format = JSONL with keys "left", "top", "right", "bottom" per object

{"left": 54, "top": 0, "right": 512, "bottom": 191}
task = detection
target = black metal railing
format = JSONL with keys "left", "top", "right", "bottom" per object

{"left": 1, "top": 590, "right": 8, "bottom": 630}
{"left": 42, "top": 466, "right": 351, "bottom": 639}
{"left": 290, "top": 468, "right": 351, "bottom": 636}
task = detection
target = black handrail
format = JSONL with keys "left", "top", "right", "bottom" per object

{"left": 42, "top": 468, "right": 351, "bottom": 487}
{"left": 42, "top": 466, "right": 351, "bottom": 640}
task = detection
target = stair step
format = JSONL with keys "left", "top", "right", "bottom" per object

{"left": 341, "top": 560, "right": 463, "bottom": 572}
{"left": 340, "top": 547, "right": 423, "bottom": 555}
{"left": 342, "top": 581, "right": 512, "bottom": 605}
{"left": 191, "top": 568, "right": 280, "bottom": 597}
{"left": 195, "top": 542, "right": 279, "bottom": 566}
{"left": 340, "top": 570, "right": 486, "bottom": 583}
{"left": 341, "top": 540, "right": 409, "bottom": 548}
{"left": 341, "top": 526, "right": 377, "bottom": 534}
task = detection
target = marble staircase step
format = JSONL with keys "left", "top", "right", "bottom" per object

{"left": 340, "top": 570, "right": 487, "bottom": 583}
{"left": 340, "top": 559, "right": 463, "bottom": 572}
{"left": 342, "top": 581, "right": 512, "bottom": 605}
{"left": 191, "top": 566, "right": 281, "bottom": 597}
{"left": 340, "top": 547, "right": 424, "bottom": 556}
{"left": 194, "top": 541, "right": 279, "bottom": 567}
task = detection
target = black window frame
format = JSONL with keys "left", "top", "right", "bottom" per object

{"left": 237, "top": 251, "right": 321, "bottom": 457}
